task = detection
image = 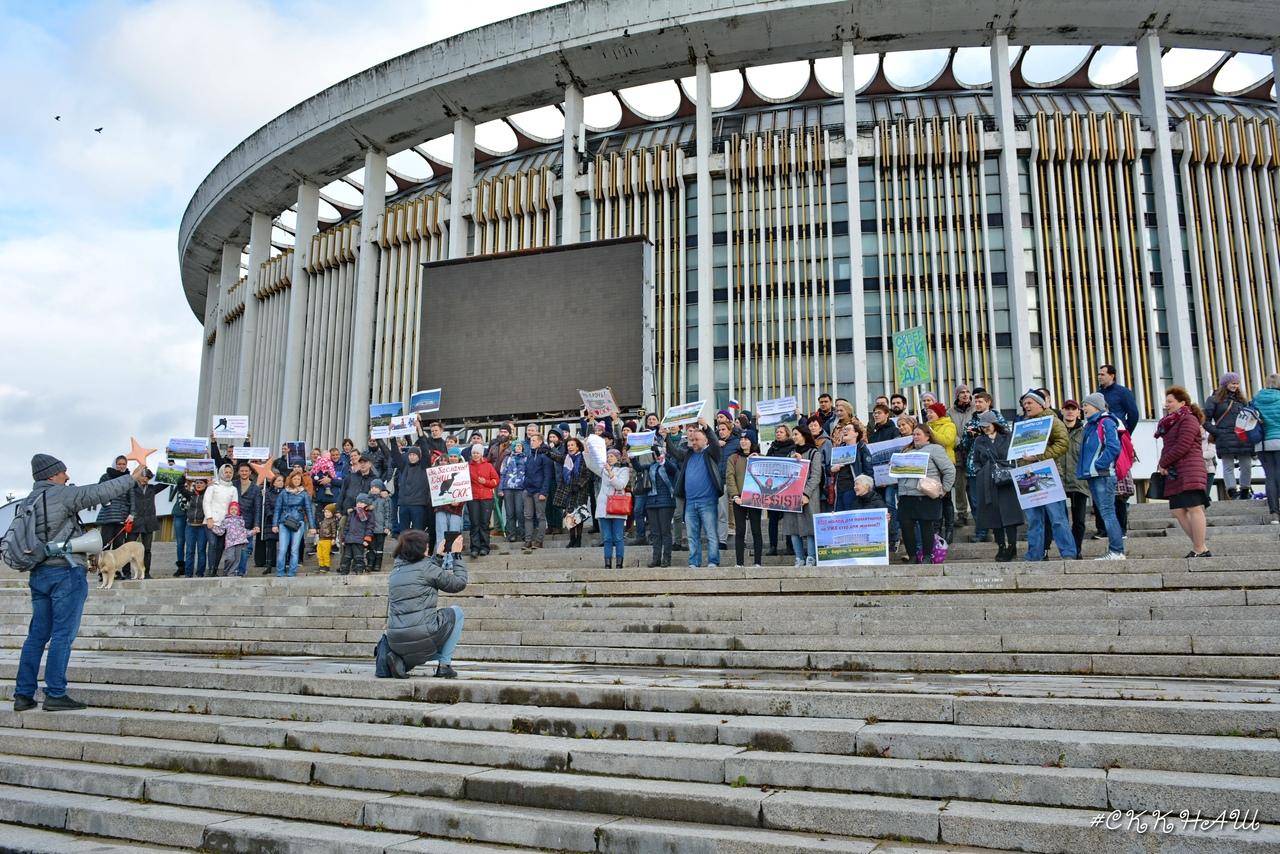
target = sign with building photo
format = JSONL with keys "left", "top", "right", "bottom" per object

{"left": 814, "top": 509, "right": 890, "bottom": 566}
{"left": 660, "top": 400, "right": 706, "bottom": 429}
{"left": 738, "top": 457, "right": 810, "bottom": 512}
{"left": 893, "top": 326, "right": 932, "bottom": 389}
{"left": 1008, "top": 416, "right": 1054, "bottom": 460}
{"left": 285, "top": 442, "right": 307, "bottom": 469}
{"left": 428, "top": 462, "right": 473, "bottom": 506}
{"left": 756, "top": 395, "right": 797, "bottom": 426}
{"left": 410, "top": 388, "right": 442, "bottom": 414}
{"left": 369, "top": 402, "right": 403, "bottom": 440}
{"left": 1011, "top": 460, "right": 1068, "bottom": 510}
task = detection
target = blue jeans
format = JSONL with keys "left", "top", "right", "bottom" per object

{"left": 184, "top": 526, "right": 207, "bottom": 577}
{"left": 1088, "top": 475, "right": 1124, "bottom": 554}
{"left": 172, "top": 514, "right": 187, "bottom": 568}
{"left": 633, "top": 493, "right": 648, "bottom": 536}
{"left": 400, "top": 504, "right": 428, "bottom": 532}
{"left": 276, "top": 526, "right": 304, "bottom": 576}
{"left": 15, "top": 565, "right": 89, "bottom": 699}
{"left": 1025, "top": 500, "right": 1079, "bottom": 560}
{"left": 790, "top": 535, "right": 817, "bottom": 562}
{"left": 236, "top": 534, "right": 255, "bottom": 576}
{"left": 884, "top": 486, "right": 900, "bottom": 546}
{"left": 600, "top": 517, "right": 625, "bottom": 562}
{"left": 437, "top": 606, "right": 465, "bottom": 665}
{"left": 684, "top": 498, "right": 720, "bottom": 567}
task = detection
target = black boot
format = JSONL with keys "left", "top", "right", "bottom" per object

{"left": 605, "top": 558, "right": 613, "bottom": 569}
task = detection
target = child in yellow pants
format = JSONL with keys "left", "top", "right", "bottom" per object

{"left": 316, "top": 504, "right": 339, "bottom": 571}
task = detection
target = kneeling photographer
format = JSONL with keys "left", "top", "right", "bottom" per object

{"left": 375, "top": 529, "right": 467, "bottom": 679}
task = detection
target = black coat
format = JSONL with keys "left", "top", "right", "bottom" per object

{"left": 338, "top": 469, "right": 375, "bottom": 513}
{"left": 233, "top": 480, "right": 262, "bottom": 529}
{"left": 971, "top": 432, "right": 1025, "bottom": 530}
{"left": 127, "top": 483, "right": 168, "bottom": 533}
{"left": 1204, "top": 395, "right": 1254, "bottom": 457}
{"left": 95, "top": 468, "right": 132, "bottom": 525}
{"left": 384, "top": 438, "right": 431, "bottom": 507}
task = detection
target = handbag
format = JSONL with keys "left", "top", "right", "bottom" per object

{"left": 606, "top": 492, "right": 633, "bottom": 516}
{"left": 991, "top": 463, "right": 1013, "bottom": 486}
{"left": 918, "top": 476, "right": 944, "bottom": 499}
{"left": 281, "top": 516, "right": 302, "bottom": 532}
{"left": 1147, "top": 471, "right": 1167, "bottom": 501}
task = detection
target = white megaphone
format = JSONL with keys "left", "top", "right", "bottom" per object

{"left": 63, "top": 529, "right": 104, "bottom": 556}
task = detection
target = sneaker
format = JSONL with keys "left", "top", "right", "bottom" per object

{"left": 805, "top": 558, "right": 816, "bottom": 566}
{"left": 434, "top": 664, "right": 458, "bottom": 679}
{"left": 1090, "top": 533, "right": 1107, "bottom": 541}
{"left": 13, "top": 694, "right": 36, "bottom": 712}
{"left": 1095, "top": 552, "right": 1126, "bottom": 561}
{"left": 42, "top": 694, "right": 88, "bottom": 711}
{"left": 793, "top": 558, "right": 803, "bottom": 567}
{"left": 752, "top": 563, "right": 763, "bottom": 568}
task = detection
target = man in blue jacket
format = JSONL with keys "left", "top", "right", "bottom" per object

{"left": 522, "top": 432, "right": 556, "bottom": 550}
{"left": 1097, "top": 364, "right": 1140, "bottom": 434}
{"left": 1078, "top": 393, "right": 1126, "bottom": 560}
{"left": 665, "top": 420, "right": 723, "bottom": 568}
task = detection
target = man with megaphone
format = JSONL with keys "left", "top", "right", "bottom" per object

{"left": 12, "top": 451, "right": 150, "bottom": 712}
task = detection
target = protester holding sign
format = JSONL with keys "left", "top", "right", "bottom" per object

{"left": 1016, "top": 391, "right": 1079, "bottom": 562}
{"left": 665, "top": 419, "right": 723, "bottom": 568}
{"left": 969, "top": 411, "right": 1024, "bottom": 562}
{"left": 764, "top": 425, "right": 796, "bottom": 556}
{"left": 778, "top": 425, "right": 824, "bottom": 566}
{"left": 430, "top": 454, "right": 469, "bottom": 553}
{"left": 894, "top": 424, "right": 956, "bottom": 564}
{"left": 831, "top": 423, "right": 873, "bottom": 511}
{"left": 724, "top": 433, "right": 763, "bottom": 567}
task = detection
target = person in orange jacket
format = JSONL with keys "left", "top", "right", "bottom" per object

{"left": 467, "top": 447, "right": 500, "bottom": 557}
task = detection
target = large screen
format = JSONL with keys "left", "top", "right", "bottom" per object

{"left": 417, "top": 237, "right": 651, "bottom": 421}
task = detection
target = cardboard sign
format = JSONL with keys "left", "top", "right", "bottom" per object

{"left": 428, "top": 462, "right": 473, "bottom": 507}
{"left": 893, "top": 326, "right": 932, "bottom": 388}
{"left": 370, "top": 402, "right": 403, "bottom": 440}
{"left": 815, "top": 509, "right": 890, "bottom": 566}
{"left": 1011, "top": 460, "right": 1068, "bottom": 509}
{"left": 739, "top": 457, "right": 811, "bottom": 512}
{"left": 410, "top": 388, "right": 442, "bottom": 414}
{"left": 887, "top": 452, "right": 930, "bottom": 479}
{"left": 211, "top": 415, "right": 249, "bottom": 440}
{"left": 166, "top": 438, "right": 210, "bottom": 461}
{"left": 285, "top": 442, "right": 307, "bottom": 469}
{"left": 184, "top": 459, "right": 215, "bottom": 482}
{"left": 756, "top": 396, "right": 797, "bottom": 426}
{"left": 1008, "top": 416, "right": 1054, "bottom": 461}
{"left": 578, "top": 387, "right": 619, "bottom": 419}
{"left": 232, "top": 446, "right": 271, "bottom": 461}
{"left": 660, "top": 400, "right": 706, "bottom": 429}
{"left": 155, "top": 461, "right": 186, "bottom": 485}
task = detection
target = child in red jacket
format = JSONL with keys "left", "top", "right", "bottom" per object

{"left": 467, "top": 447, "right": 500, "bottom": 557}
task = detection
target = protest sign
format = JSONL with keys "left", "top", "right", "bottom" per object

{"left": 211, "top": 415, "right": 249, "bottom": 441}
{"left": 660, "top": 400, "right": 706, "bottom": 429}
{"left": 815, "top": 509, "right": 890, "bottom": 566}
{"left": 184, "top": 459, "right": 215, "bottom": 481}
{"left": 1008, "top": 416, "right": 1054, "bottom": 461}
{"left": 166, "top": 438, "right": 210, "bottom": 461}
{"left": 626, "top": 430, "right": 656, "bottom": 457}
{"left": 388, "top": 414, "right": 418, "bottom": 438}
{"left": 867, "top": 436, "right": 911, "bottom": 486}
{"left": 286, "top": 442, "right": 306, "bottom": 469}
{"left": 830, "top": 444, "right": 861, "bottom": 466}
{"left": 428, "top": 462, "right": 472, "bottom": 507}
{"left": 155, "top": 461, "right": 186, "bottom": 486}
{"left": 232, "top": 446, "right": 270, "bottom": 461}
{"left": 1011, "top": 460, "right": 1068, "bottom": 510}
{"left": 739, "top": 457, "right": 811, "bottom": 512}
{"left": 410, "top": 388, "right": 442, "bottom": 414}
{"left": 893, "top": 326, "right": 932, "bottom": 388}
{"left": 369, "top": 402, "right": 403, "bottom": 439}
{"left": 756, "top": 395, "right": 797, "bottom": 426}
{"left": 888, "top": 452, "right": 930, "bottom": 479}
{"left": 578, "top": 388, "right": 619, "bottom": 419}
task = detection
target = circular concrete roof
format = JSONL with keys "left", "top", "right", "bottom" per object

{"left": 179, "top": 0, "right": 1280, "bottom": 317}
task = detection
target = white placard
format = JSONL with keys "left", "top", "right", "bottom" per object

{"left": 232, "top": 446, "right": 271, "bottom": 461}
{"left": 428, "top": 462, "right": 473, "bottom": 506}
{"left": 212, "top": 415, "right": 249, "bottom": 440}
{"left": 660, "top": 400, "right": 706, "bottom": 429}
{"left": 578, "top": 387, "right": 619, "bottom": 419}
{"left": 1010, "top": 460, "right": 1068, "bottom": 509}
{"left": 756, "top": 396, "right": 797, "bottom": 426}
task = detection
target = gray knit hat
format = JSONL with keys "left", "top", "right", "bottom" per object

{"left": 977, "top": 411, "right": 1000, "bottom": 426}
{"left": 370, "top": 480, "right": 386, "bottom": 492}
{"left": 355, "top": 493, "right": 371, "bottom": 505}
{"left": 31, "top": 453, "right": 66, "bottom": 481}
{"left": 1082, "top": 392, "right": 1107, "bottom": 412}
{"left": 1020, "top": 390, "right": 1047, "bottom": 409}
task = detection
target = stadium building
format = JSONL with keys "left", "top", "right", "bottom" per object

{"left": 180, "top": 0, "right": 1280, "bottom": 447}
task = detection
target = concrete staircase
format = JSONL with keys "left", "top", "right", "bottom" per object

{"left": 0, "top": 501, "right": 1277, "bottom": 852}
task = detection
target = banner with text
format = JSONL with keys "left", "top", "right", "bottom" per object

{"left": 814, "top": 509, "right": 890, "bottom": 566}
{"left": 211, "top": 415, "right": 249, "bottom": 441}
{"left": 578, "top": 387, "right": 619, "bottom": 419}
{"left": 756, "top": 396, "right": 797, "bottom": 426}
{"left": 739, "top": 457, "right": 811, "bottom": 513}
{"left": 428, "top": 462, "right": 473, "bottom": 507}
{"left": 1011, "top": 460, "right": 1068, "bottom": 510}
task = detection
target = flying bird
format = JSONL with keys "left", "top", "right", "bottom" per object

{"left": 93, "top": 127, "right": 103, "bottom": 133}
{"left": 54, "top": 115, "right": 61, "bottom": 121}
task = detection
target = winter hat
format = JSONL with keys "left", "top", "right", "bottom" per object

{"left": 1020, "top": 390, "right": 1047, "bottom": 409}
{"left": 977, "top": 411, "right": 1000, "bottom": 426}
{"left": 1082, "top": 392, "right": 1107, "bottom": 412}
{"left": 954, "top": 383, "right": 971, "bottom": 395}
{"left": 921, "top": 391, "right": 937, "bottom": 403}
{"left": 31, "top": 454, "right": 66, "bottom": 480}
{"left": 624, "top": 420, "right": 638, "bottom": 432}
{"left": 607, "top": 447, "right": 622, "bottom": 460}
{"left": 355, "top": 493, "right": 371, "bottom": 505}
{"left": 370, "top": 479, "right": 386, "bottom": 492}
{"left": 548, "top": 428, "right": 563, "bottom": 442}
{"left": 555, "top": 422, "right": 570, "bottom": 436}
{"left": 1219, "top": 372, "right": 1241, "bottom": 387}
{"left": 470, "top": 446, "right": 484, "bottom": 457}
{"left": 228, "top": 501, "right": 240, "bottom": 514}
{"left": 405, "top": 445, "right": 421, "bottom": 458}
{"left": 325, "top": 504, "right": 337, "bottom": 514}
{"left": 717, "top": 409, "right": 732, "bottom": 420}
{"left": 927, "top": 402, "right": 948, "bottom": 420}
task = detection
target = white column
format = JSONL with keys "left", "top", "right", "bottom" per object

{"left": 1274, "top": 48, "right": 1280, "bottom": 112}
{"left": 195, "top": 270, "right": 219, "bottom": 434}
{"left": 991, "top": 32, "right": 1033, "bottom": 396}
{"left": 695, "top": 60, "right": 715, "bottom": 402}
{"left": 562, "top": 85, "right": 583, "bottom": 245}
{"left": 214, "top": 242, "right": 241, "bottom": 428}
{"left": 236, "top": 212, "right": 271, "bottom": 413}
{"left": 348, "top": 149, "right": 388, "bottom": 441}
{"left": 1137, "top": 30, "right": 1197, "bottom": 390}
{"left": 842, "top": 42, "right": 869, "bottom": 412}
{"left": 449, "top": 118, "right": 475, "bottom": 259}
{"left": 278, "top": 181, "right": 320, "bottom": 445}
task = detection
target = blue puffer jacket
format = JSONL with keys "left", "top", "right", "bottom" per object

{"left": 523, "top": 448, "right": 555, "bottom": 496}
{"left": 1255, "top": 388, "right": 1280, "bottom": 444}
{"left": 1078, "top": 412, "right": 1121, "bottom": 479}
{"left": 500, "top": 449, "right": 528, "bottom": 491}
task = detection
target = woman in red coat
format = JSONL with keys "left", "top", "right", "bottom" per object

{"left": 1155, "top": 386, "right": 1211, "bottom": 557}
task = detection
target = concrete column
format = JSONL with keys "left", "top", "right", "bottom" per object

{"left": 195, "top": 271, "right": 219, "bottom": 434}
{"left": 236, "top": 212, "right": 272, "bottom": 413}
{"left": 348, "top": 149, "right": 388, "bottom": 441}
{"left": 449, "top": 118, "right": 475, "bottom": 259}
{"left": 1273, "top": 47, "right": 1279, "bottom": 112}
{"left": 1137, "top": 30, "right": 1197, "bottom": 390}
{"left": 278, "top": 181, "right": 320, "bottom": 445}
{"left": 842, "top": 42, "right": 869, "bottom": 412}
{"left": 562, "top": 85, "right": 583, "bottom": 245}
{"left": 694, "top": 60, "right": 715, "bottom": 402}
{"left": 991, "top": 32, "right": 1034, "bottom": 396}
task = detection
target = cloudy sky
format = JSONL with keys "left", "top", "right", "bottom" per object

{"left": 0, "top": 1, "right": 1271, "bottom": 500}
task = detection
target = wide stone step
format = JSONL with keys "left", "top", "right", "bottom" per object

{"left": 0, "top": 822, "right": 185, "bottom": 853}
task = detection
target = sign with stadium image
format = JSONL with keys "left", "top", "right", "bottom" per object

{"left": 1010, "top": 460, "right": 1068, "bottom": 510}
{"left": 428, "top": 462, "right": 473, "bottom": 507}
{"left": 1008, "top": 416, "right": 1054, "bottom": 460}
{"left": 814, "top": 509, "right": 890, "bottom": 566}
{"left": 738, "top": 457, "right": 810, "bottom": 512}
{"left": 369, "top": 402, "right": 403, "bottom": 440}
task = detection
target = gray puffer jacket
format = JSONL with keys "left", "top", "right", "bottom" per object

{"left": 29, "top": 475, "right": 137, "bottom": 567}
{"left": 895, "top": 442, "right": 957, "bottom": 498}
{"left": 385, "top": 557, "right": 468, "bottom": 659}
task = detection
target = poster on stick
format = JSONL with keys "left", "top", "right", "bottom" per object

{"left": 369, "top": 402, "right": 403, "bottom": 440}
{"left": 738, "top": 457, "right": 811, "bottom": 513}
{"left": 815, "top": 509, "right": 890, "bottom": 566}
{"left": 155, "top": 461, "right": 186, "bottom": 486}
{"left": 211, "top": 415, "right": 249, "bottom": 441}
{"left": 660, "top": 400, "right": 706, "bottom": 429}
{"left": 232, "top": 446, "right": 271, "bottom": 461}
{"left": 166, "top": 438, "right": 210, "bottom": 461}
{"left": 1011, "top": 460, "right": 1068, "bottom": 510}
{"left": 578, "top": 388, "right": 619, "bottom": 419}
{"left": 410, "top": 388, "right": 442, "bottom": 414}
{"left": 756, "top": 396, "right": 797, "bottom": 426}
{"left": 428, "top": 462, "right": 473, "bottom": 507}
{"left": 1008, "top": 416, "right": 1054, "bottom": 461}
{"left": 184, "top": 459, "right": 215, "bottom": 482}
{"left": 887, "top": 452, "right": 930, "bottom": 479}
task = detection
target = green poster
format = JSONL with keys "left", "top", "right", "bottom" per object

{"left": 893, "top": 326, "right": 932, "bottom": 389}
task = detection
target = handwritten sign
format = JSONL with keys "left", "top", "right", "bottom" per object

{"left": 428, "top": 462, "right": 473, "bottom": 507}
{"left": 578, "top": 387, "right": 619, "bottom": 419}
